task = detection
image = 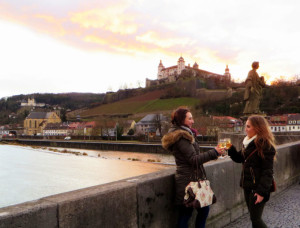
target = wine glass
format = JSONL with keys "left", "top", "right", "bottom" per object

{"left": 223, "top": 138, "right": 231, "bottom": 155}
{"left": 217, "top": 138, "right": 231, "bottom": 158}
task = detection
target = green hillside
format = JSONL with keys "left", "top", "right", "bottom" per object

{"left": 80, "top": 97, "right": 200, "bottom": 117}
{"left": 79, "top": 84, "right": 300, "bottom": 119}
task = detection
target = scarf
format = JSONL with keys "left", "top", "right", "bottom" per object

{"left": 243, "top": 135, "right": 257, "bottom": 149}
{"left": 180, "top": 125, "right": 194, "bottom": 136}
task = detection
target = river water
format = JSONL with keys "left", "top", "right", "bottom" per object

{"left": 0, "top": 144, "right": 173, "bottom": 208}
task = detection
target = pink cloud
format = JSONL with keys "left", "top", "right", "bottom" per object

{"left": 0, "top": 1, "right": 239, "bottom": 64}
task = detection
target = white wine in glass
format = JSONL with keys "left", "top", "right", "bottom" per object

{"left": 218, "top": 138, "right": 231, "bottom": 157}
{"left": 224, "top": 138, "right": 232, "bottom": 149}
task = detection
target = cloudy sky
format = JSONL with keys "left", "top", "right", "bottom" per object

{"left": 0, "top": 0, "right": 299, "bottom": 98}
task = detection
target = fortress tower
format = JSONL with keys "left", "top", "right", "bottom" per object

{"left": 224, "top": 65, "right": 231, "bottom": 81}
{"left": 157, "top": 60, "right": 165, "bottom": 80}
{"left": 177, "top": 56, "right": 185, "bottom": 75}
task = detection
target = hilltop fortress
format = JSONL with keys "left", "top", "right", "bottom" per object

{"left": 146, "top": 56, "right": 231, "bottom": 87}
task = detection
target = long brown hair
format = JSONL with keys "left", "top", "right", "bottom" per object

{"left": 248, "top": 115, "right": 276, "bottom": 159}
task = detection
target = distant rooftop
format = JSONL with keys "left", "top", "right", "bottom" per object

{"left": 26, "top": 112, "right": 54, "bottom": 119}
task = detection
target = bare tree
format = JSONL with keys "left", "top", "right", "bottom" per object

{"left": 107, "top": 86, "right": 113, "bottom": 92}
{"left": 154, "top": 114, "right": 162, "bottom": 136}
{"left": 136, "top": 80, "right": 143, "bottom": 88}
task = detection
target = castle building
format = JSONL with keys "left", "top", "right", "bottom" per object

{"left": 21, "top": 98, "right": 45, "bottom": 107}
{"left": 146, "top": 56, "right": 231, "bottom": 87}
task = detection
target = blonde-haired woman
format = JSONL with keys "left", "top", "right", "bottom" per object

{"left": 228, "top": 115, "right": 276, "bottom": 228}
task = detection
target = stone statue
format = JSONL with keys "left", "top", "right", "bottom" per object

{"left": 243, "top": 62, "right": 266, "bottom": 114}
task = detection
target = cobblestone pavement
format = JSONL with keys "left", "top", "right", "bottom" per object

{"left": 223, "top": 184, "right": 300, "bottom": 228}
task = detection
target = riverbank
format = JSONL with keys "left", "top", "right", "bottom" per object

{"left": 1, "top": 138, "right": 216, "bottom": 157}
{"left": 1, "top": 138, "right": 169, "bottom": 154}
{"left": 0, "top": 140, "right": 176, "bottom": 165}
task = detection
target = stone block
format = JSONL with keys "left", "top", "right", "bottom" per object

{"left": 129, "top": 168, "right": 177, "bottom": 228}
{"left": 44, "top": 181, "right": 137, "bottom": 228}
{"left": 0, "top": 199, "right": 57, "bottom": 228}
{"left": 205, "top": 160, "right": 243, "bottom": 218}
{"left": 206, "top": 210, "right": 231, "bottom": 228}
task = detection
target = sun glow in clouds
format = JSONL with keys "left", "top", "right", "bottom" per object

{"left": 136, "top": 31, "right": 194, "bottom": 48}
{"left": 70, "top": 8, "right": 138, "bottom": 35}
{"left": 0, "top": 0, "right": 299, "bottom": 98}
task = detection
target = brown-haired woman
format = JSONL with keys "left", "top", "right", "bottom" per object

{"left": 228, "top": 115, "right": 276, "bottom": 228}
{"left": 162, "top": 106, "right": 224, "bottom": 228}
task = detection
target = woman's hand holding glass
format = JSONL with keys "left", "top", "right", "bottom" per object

{"left": 215, "top": 146, "right": 225, "bottom": 157}
{"left": 216, "top": 138, "right": 232, "bottom": 158}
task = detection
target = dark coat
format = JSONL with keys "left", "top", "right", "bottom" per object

{"left": 162, "top": 126, "right": 218, "bottom": 205}
{"left": 228, "top": 140, "right": 275, "bottom": 201}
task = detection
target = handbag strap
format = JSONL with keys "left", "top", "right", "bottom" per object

{"left": 194, "top": 156, "right": 207, "bottom": 180}
{"left": 244, "top": 148, "right": 257, "bottom": 163}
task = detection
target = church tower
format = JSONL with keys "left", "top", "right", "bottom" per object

{"left": 224, "top": 65, "right": 231, "bottom": 81}
{"left": 177, "top": 56, "right": 185, "bottom": 75}
{"left": 157, "top": 60, "right": 165, "bottom": 79}
{"left": 193, "top": 62, "right": 199, "bottom": 69}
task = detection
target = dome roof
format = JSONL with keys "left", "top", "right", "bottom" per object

{"left": 178, "top": 56, "right": 184, "bottom": 61}
{"left": 225, "top": 65, "right": 229, "bottom": 72}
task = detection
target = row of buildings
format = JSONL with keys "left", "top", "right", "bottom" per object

{"left": 21, "top": 112, "right": 135, "bottom": 137}
{"left": 269, "top": 114, "right": 300, "bottom": 132}
{"left": 1, "top": 111, "right": 300, "bottom": 138}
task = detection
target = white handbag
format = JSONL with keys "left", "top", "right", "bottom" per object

{"left": 183, "top": 158, "right": 216, "bottom": 208}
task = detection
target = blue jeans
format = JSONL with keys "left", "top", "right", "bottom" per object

{"left": 177, "top": 205, "right": 210, "bottom": 228}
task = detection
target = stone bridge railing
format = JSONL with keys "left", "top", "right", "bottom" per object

{"left": 0, "top": 140, "right": 299, "bottom": 228}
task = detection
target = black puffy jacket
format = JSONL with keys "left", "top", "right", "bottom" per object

{"left": 162, "top": 126, "right": 218, "bottom": 205}
{"left": 228, "top": 139, "right": 275, "bottom": 200}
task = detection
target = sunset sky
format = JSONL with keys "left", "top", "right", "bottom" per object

{"left": 0, "top": 0, "right": 299, "bottom": 98}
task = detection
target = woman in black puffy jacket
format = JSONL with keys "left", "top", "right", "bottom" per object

{"left": 162, "top": 106, "right": 223, "bottom": 228}
{"left": 228, "top": 115, "right": 276, "bottom": 228}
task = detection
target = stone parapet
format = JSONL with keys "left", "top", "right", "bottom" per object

{"left": 0, "top": 140, "right": 299, "bottom": 228}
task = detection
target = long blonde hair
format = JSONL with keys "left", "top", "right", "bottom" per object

{"left": 248, "top": 115, "right": 276, "bottom": 159}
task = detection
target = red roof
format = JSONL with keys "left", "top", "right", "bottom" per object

{"left": 162, "top": 66, "right": 177, "bottom": 71}
{"left": 212, "top": 116, "right": 242, "bottom": 128}
{"left": 68, "top": 122, "right": 81, "bottom": 129}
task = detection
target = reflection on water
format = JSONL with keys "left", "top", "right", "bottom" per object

{"left": 0, "top": 144, "right": 171, "bottom": 208}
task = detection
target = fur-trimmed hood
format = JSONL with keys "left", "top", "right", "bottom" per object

{"left": 162, "top": 127, "right": 194, "bottom": 150}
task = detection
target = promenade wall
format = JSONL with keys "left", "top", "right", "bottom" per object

{"left": 4, "top": 139, "right": 167, "bottom": 153}
{"left": 1, "top": 139, "right": 215, "bottom": 154}
{"left": 0, "top": 140, "right": 299, "bottom": 228}
{"left": 2, "top": 131, "right": 300, "bottom": 154}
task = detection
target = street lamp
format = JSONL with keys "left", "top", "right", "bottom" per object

{"left": 146, "top": 127, "right": 149, "bottom": 142}
{"left": 115, "top": 123, "right": 118, "bottom": 141}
